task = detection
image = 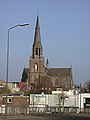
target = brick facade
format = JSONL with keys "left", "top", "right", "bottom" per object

{"left": 3, "top": 96, "right": 29, "bottom": 107}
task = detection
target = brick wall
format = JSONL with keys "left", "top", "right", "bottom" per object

{"left": 3, "top": 96, "right": 29, "bottom": 107}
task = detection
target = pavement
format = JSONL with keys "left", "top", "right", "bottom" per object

{"left": 0, "top": 113, "right": 90, "bottom": 120}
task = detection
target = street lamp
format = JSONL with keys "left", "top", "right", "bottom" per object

{"left": 5, "top": 23, "right": 29, "bottom": 119}
{"left": 80, "top": 83, "right": 82, "bottom": 113}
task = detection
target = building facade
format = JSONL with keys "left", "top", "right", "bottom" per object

{"left": 21, "top": 16, "right": 73, "bottom": 92}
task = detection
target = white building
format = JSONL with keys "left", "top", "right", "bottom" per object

{"left": 30, "top": 93, "right": 58, "bottom": 107}
{"left": 79, "top": 93, "right": 90, "bottom": 109}
{"left": 29, "top": 93, "right": 58, "bottom": 112}
{"left": 29, "top": 92, "right": 90, "bottom": 112}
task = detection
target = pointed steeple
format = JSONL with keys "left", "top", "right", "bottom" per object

{"left": 32, "top": 15, "right": 43, "bottom": 58}
{"left": 34, "top": 15, "right": 41, "bottom": 45}
{"left": 29, "top": 15, "right": 45, "bottom": 84}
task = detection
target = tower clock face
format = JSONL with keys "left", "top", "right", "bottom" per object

{"left": 35, "top": 63, "right": 38, "bottom": 72}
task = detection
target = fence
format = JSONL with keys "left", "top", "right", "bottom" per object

{"left": 0, "top": 106, "right": 90, "bottom": 115}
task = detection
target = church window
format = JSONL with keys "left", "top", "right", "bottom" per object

{"left": 39, "top": 48, "right": 40, "bottom": 56}
{"left": 55, "top": 79, "right": 60, "bottom": 87}
{"left": 35, "top": 63, "right": 38, "bottom": 72}
{"left": 36, "top": 48, "right": 38, "bottom": 55}
{"left": 64, "top": 79, "right": 68, "bottom": 87}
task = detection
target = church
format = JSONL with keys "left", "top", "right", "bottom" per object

{"left": 21, "top": 16, "right": 73, "bottom": 93}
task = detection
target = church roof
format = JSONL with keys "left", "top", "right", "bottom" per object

{"left": 33, "top": 15, "right": 41, "bottom": 45}
{"left": 47, "top": 68, "right": 72, "bottom": 77}
{"left": 24, "top": 68, "right": 29, "bottom": 75}
{"left": 21, "top": 68, "right": 29, "bottom": 82}
{"left": 22, "top": 67, "right": 72, "bottom": 81}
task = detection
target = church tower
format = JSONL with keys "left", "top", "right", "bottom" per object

{"left": 29, "top": 16, "right": 45, "bottom": 83}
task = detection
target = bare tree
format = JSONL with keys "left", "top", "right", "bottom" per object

{"left": 84, "top": 80, "right": 90, "bottom": 93}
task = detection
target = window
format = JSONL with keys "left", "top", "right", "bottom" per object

{"left": 64, "top": 79, "right": 68, "bottom": 87}
{"left": 36, "top": 48, "right": 38, "bottom": 55}
{"left": 39, "top": 48, "right": 40, "bottom": 56}
{"left": 86, "top": 98, "right": 90, "bottom": 104}
{"left": 7, "top": 98, "right": 12, "bottom": 103}
{"left": 55, "top": 79, "right": 60, "bottom": 87}
{"left": 35, "top": 63, "right": 38, "bottom": 72}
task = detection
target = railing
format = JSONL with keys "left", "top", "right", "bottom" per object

{"left": 0, "top": 106, "right": 90, "bottom": 115}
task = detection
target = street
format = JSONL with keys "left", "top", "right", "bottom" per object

{"left": 0, "top": 113, "right": 90, "bottom": 120}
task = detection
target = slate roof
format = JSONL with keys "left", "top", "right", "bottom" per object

{"left": 47, "top": 68, "right": 71, "bottom": 77}
{"left": 24, "top": 68, "right": 29, "bottom": 75}
{"left": 22, "top": 67, "right": 72, "bottom": 82}
{"left": 21, "top": 68, "right": 29, "bottom": 82}
{"left": 33, "top": 15, "right": 41, "bottom": 45}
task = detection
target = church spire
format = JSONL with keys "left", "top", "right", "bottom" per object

{"left": 32, "top": 15, "right": 43, "bottom": 58}
{"left": 34, "top": 15, "right": 41, "bottom": 45}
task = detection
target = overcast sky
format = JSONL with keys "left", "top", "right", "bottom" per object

{"left": 0, "top": 0, "right": 90, "bottom": 85}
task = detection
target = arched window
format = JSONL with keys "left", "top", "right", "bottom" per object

{"left": 36, "top": 48, "right": 38, "bottom": 55}
{"left": 34, "top": 63, "right": 38, "bottom": 72}
{"left": 55, "top": 79, "right": 60, "bottom": 87}
{"left": 64, "top": 79, "right": 68, "bottom": 87}
{"left": 39, "top": 48, "right": 41, "bottom": 56}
